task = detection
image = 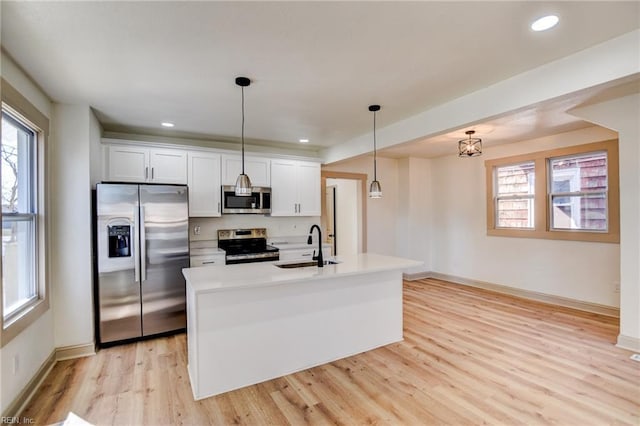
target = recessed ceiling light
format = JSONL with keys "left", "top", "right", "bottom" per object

{"left": 161, "top": 122, "right": 175, "bottom": 128}
{"left": 299, "top": 138, "right": 309, "bottom": 143}
{"left": 531, "top": 15, "right": 559, "bottom": 32}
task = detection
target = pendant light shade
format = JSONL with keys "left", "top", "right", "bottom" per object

{"left": 458, "top": 130, "right": 482, "bottom": 157}
{"left": 235, "top": 76, "right": 253, "bottom": 196}
{"left": 368, "top": 105, "right": 382, "bottom": 198}
{"left": 369, "top": 180, "right": 382, "bottom": 198}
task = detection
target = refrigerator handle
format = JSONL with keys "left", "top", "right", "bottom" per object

{"left": 140, "top": 205, "right": 147, "bottom": 282}
{"left": 133, "top": 209, "right": 140, "bottom": 283}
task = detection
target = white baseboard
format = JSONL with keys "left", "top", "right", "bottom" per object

{"left": 2, "top": 342, "right": 96, "bottom": 418}
{"left": 3, "top": 349, "right": 56, "bottom": 418}
{"left": 414, "top": 271, "right": 620, "bottom": 318}
{"left": 403, "top": 271, "right": 432, "bottom": 281}
{"left": 616, "top": 334, "right": 640, "bottom": 352}
{"left": 56, "top": 342, "right": 96, "bottom": 361}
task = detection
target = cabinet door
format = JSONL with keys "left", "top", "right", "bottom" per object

{"left": 221, "top": 155, "right": 271, "bottom": 187}
{"left": 108, "top": 145, "right": 149, "bottom": 182}
{"left": 270, "top": 160, "right": 298, "bottom": 216}
{"left": 188, "top": 152, "right": 221, "bottom": 217}
{"left": 150, "top": 148, "right": 187, "bottom": 184}
{"left": 296, "top": 162, "right": 321, "bottom": 216}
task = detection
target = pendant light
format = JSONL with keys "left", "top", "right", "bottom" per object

{"left": 458, "top": 130, "right": 482, "bottom": 157}
{"left": 235, "top": 76, "right": 252, "bottom": 196}
{"left": 368, "top": 105, "right": 382, "bottom": 198}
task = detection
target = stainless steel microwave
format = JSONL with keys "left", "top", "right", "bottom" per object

{"left": 221, "top": 186, "right": 271, "bottom": 214}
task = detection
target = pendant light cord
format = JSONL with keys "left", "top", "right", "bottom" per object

{"left": 241, "top": 86, "right": 246, "bottom": 175}
{"left": 373, "top": 110, "right": 377, "bottom": 181}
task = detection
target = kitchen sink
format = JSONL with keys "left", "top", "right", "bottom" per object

{"left": 275, "top": 260, "right": 341, "bottom": 269}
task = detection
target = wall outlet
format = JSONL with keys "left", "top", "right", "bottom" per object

{"left": 193, "top": 225, "right": 201, "bottom": 235}
{"left": 613, "top": 281, "right": 620, "bottom": 293}
{"left": 13, "top": 354, "right": 19, "bottom": 375}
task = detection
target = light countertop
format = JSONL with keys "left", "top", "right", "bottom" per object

{"left": 183, "top": 253, "right": 422, "bottom": 294}
{"left": 189, "top": 240, "right": 225, "bottom": 256}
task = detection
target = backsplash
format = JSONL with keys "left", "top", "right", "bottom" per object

{"left": 189, "top": 215, "right": 320, "bottom": 242}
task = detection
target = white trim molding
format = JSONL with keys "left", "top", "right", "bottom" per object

{"left": 2, "top": 343, "right": 96, "bottom": 418}
{"left": 616, "top": 334, "right": 640, "bottom": 352}
{"left": 411, "top": 271, "right": 620, "bottom": 318}
{"left": 403, "top": 271, "right": 432, "bottom": 281}
{"left": 2, "top": 350, "right": 56, "bottom": 418}
{"left": 56, "top": 342, "right": 96, "bottom": 361}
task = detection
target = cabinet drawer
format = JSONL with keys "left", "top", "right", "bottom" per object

{"left": 278, "top": 247, "right": 331, "bottom": 262}
{"left": 191, "top": 254, "right": 226, "bottom": 267}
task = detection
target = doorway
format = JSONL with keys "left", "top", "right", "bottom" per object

{"left": 321, "top": 171, "right": 367, "bottom": 255}
{"left": 325, "top": 185, "right": 337, "bottom": 255}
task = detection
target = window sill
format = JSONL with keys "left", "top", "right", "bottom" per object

{"left": 488, "top": 228, "right": 619, "bottom": 243}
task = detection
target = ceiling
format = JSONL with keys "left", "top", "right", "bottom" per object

{"left": 1, "top": 1, "right": 639, "bottom": 158}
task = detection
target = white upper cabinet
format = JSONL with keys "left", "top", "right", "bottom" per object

{"left": 150, "top": 149, "right": 188, "bottom": 183}
{"left": 270, "top": 160, "right": 321, "bottom": 216}
{"left": 107, "top": 145, "right": 148, "bottom": 182}
{"left": 221, "top": 155, "right": 270, "bottom": 187}
{"left": 107, "top": 145, "right": 187, "bottom": 184}
{"left": 188, "top": 151, "right": 221, "bottom": 217}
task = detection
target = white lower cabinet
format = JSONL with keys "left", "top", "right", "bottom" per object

{"left": 270, "top": 160, "right": 321, "bottom": 216}
{"left": 188, "top": 151, "right": 222, "bottom": 217}
{"left": 190, "top": 253, "right": 226, "bottom": 267}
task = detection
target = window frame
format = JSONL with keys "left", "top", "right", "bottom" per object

{"left": 485, "top": 140, "right": 619, "bottom": 243}
{"left": 548, "top": 151, "right": 609, "bottom": 232}
{"left": 2, "top": 110, "right": 39, "bottom": 322}
{"left": 1, "top": 79, "right": 50, "bottom": 347}
{"left": 493, "top": 160, "right": 536, "bottom": 230}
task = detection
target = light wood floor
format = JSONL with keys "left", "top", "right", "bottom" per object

{"left": 22, "top": 279, "right": 640, "bottom": 425}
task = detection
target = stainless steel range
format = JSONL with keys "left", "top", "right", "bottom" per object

{"left": 218, "top": 228, "right": 280, "bottom": 264}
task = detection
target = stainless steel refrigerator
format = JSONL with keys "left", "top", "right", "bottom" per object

{"left": 95, "top": 183, "right": 189, "bottom": 345}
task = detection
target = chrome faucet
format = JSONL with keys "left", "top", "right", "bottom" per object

{"left": 307, "top": 224, "right": 324, "bottom": 267}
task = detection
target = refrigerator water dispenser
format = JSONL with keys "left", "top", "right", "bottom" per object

{"left": 108, "top": 225, "right": 131, "bottom": 257}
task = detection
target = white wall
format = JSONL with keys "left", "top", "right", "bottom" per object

{"left": 49, "top": 105, "right": 95, "bottom": 349}
{"left": 189, "top": 215, "right": 320, "bottom": 243}
{"left": 326, "top": 178, "right": 359, "bottom": 256}
{"left": 0, "top": 52, "right": 55, "bottom": 413}
{"left": 323, "top": 156, "right": 399, "bottom": 256}
{"left": 570, "top": 95, "right": 640, "bottom": 350}
{"left": 0, "top": 312, "right": 55, "bottom": 413}
{"left": 397, "top": 158, "right": 432, "bottom": 272}
{"left": 430, "top": 126, "right": 621, "bottom": 307}
{"left": 89, "top": 109, "right": 103, "bottom": 187}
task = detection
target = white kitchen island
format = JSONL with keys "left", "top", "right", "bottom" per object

{"left": 182, "top": 253, "right": 422, "bottom": 400}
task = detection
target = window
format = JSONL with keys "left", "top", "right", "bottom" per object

{"left": 495, "top": 162, "right": 535, "bottom": 229}
{"left": 1, "top": 78, "right": 49, "bottom": 346}
{"left": 549, "top": 152, "right": 608, "bottom": 232}
{"left": 2, "top": 112, "right": 38, "bottom": 321}
{"left": 485, "top": 140, "right": 619, "bottom": 243}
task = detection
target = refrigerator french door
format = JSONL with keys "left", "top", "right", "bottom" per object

{"left": 96, "top": 183, "right": 189, "bottom": 345}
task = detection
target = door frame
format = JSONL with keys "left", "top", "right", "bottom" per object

{"left": 321, "top": 171, "right": 368, "bottom": 253}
